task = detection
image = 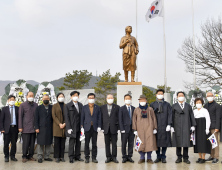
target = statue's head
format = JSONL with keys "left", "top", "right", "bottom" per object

{"left": 125, "top": 26, "right": 132, "bottom": 34}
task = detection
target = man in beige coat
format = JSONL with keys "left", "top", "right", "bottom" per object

{"left": 132, "top": 95, "right": 158, "bottom": 164}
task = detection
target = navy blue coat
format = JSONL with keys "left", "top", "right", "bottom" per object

{"left": 81, "top": 104, "right": 101, "bottom": 132}
{"left": 150, "top": 101, "right": 172, "bottom": 147}
{"left": 119, "top": 105, "right": 135, "bottom": 133}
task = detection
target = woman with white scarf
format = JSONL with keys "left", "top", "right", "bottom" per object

{"left": 193, "top": 98, "right": 211, "bottom": 164}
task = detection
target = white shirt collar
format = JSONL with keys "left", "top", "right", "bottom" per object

{"left": 126, "top": 105, "right": 131, "bottom": 108}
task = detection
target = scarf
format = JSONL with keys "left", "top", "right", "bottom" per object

{"left": 139, "top": 103, "right": 148, "bottom": 118}
{"left": 156, "top": 99, "right": 163, "bottom": 113}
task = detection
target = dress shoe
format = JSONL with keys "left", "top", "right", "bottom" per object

{"left": 44, "top": 158, "right": 53, "bottom": 161}
{"left": 75, "top": 158, "right": 84, "bottom": 162}
{"left": 138, "top": 159, "right": 145, "bottom": 164}
{"left": 22, "top": 158, "right": 28, "bottom": 163}
{"left": 147, "top": 159, "right": 154, "bottom": 164}
{"left": 127, "top": 157, "right": 134, "bottom": 163}
{"left": 55, "top": 158, "right": 60, "bottom": 163}
{"left": 154, "top": 158, "right": 161, "bottom": 163}
{"left": 183, "top": 159, "right": 190, "bottom": 164}
{"left": 212, "top": 158, "right": 219, "bottom": 164}
{"left": 196, "top": 158, "right": 201, "bottom": 163}
{"left": 205, "top": 156, "right": 213, "bottom": 162}
{"left": 29, "top": 157, "right": 36, "bottom": 161}
{"left": 122, "top": 158, "right": 127, "bottom": 163}
{"left": 38, "top": 159, "right": 43, "bottom": 163}
{"left": 92, "top": 158, "right": 98, "bottom": 163}
{"left": 11, "top": 157, "right": 18, "bottom": 161}
{"left": 85, "top": 159, "right": 89, "bottom": 163}
{"left": 112, "top": 158, "right": 119, "bottom": 163}
{"left": 5, "top": 158, "right": 9, "bottom": 162}
{"left": 199, "top": 159, "right": 205, "bottom": 164}
{"left": 69, "top": 158, "right": 74, "bottom": 163}
{"left": 175, "top": 158, "right": 182, "bottom": 163}
{"left": 60, "top": 158, "right": 65, "bottom": 162}
{"left": 162, "top": 158, "right": 167, "bottom": 163}
{"left": 105, "top": 157, "right": 112, "bottom": 163}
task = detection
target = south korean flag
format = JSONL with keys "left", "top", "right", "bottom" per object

{"left": 135, "top": 136, "right": 142, "bottom": 152}
{"left": 208, "top": 133, "right": 218, "bottom": 149}
{"left": 145, "top": 0, "right": 163, "bottom": 22}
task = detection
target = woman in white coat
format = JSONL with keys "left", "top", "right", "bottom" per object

{"left": 193, "top": 98, "right": 211, "bottom": 164}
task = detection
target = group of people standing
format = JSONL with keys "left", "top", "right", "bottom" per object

{"left": 0, "top": 89, "right": 221, "bottom": 165}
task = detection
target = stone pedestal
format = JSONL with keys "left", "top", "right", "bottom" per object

{"left": 116, "top": 82, "right": 142, "bottom": 147}
{"left": 117, "top": 82, "right": 142, "bottom": 106}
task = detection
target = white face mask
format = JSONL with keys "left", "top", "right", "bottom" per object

{"left": 178, "top": 97, "right": 185, "bottom": 102}
{"left": 139, "top": 102, "right": 146, "bottom": 106}
{"left": 196, "top": 104, "right": 202, "bottom": 109}
{"left": 125, "top": 100, "right": 131, "bottom": 105}
{"left": 28, "top": 97, "right": 34, "bottom": 102}
{"left": 157, "top": 95, "right": 164, "bottom": 100}
{"left": 207, "top": 97, "right": 214, "bottom": 102}
{"left": 88, "top": 99, "right": 95, "bottom": 104}
{"left": 9, "top": 101, "right": 15, "bottom": 106}
{"left": 107, "top": 99, "right": 114, "bottom": 104}
{"left": 58, "top": 97, "right": 64, "bottom": 103}
{"left": 72, "top": 96, "right": 79, "bottom": 102}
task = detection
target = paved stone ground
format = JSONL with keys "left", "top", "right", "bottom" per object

{"left": 0, "top": 132, "right": 222, "bottom": 170}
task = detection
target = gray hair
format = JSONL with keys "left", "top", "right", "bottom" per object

{"left": 206, "top": 91, "right": 214, "bottom": 96}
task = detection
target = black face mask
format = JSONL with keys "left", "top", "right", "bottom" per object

{"left": 43, "top": 100, "right": 49, "bottom": 105}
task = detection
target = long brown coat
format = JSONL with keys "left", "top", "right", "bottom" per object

{"left": 132, "top": 107, "right": 158, "bottom": 152}
{"left": 52, "top": 103, "right": 66, "bottom": 138}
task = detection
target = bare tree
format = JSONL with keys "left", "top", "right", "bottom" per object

{"left": 178, "top": 17, "right": 222, "bottom": 88}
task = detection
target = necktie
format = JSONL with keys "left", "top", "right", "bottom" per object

{"left": 128, "top": 106, "right": 131, "bottom": 124}
{"left": 75, "top": 103, "right": 79, "bottom": 113}
{"left": 181, "top": 103, "right": 183, "bottom": 109}
{"left": 10, "top": 107, "right": 13, "bottom": 124}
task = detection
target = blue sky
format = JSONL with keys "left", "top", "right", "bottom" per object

{"left": 0, "top": 0, "right": 221, "bottom": 91}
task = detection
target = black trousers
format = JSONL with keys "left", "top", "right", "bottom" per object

{"left": 84, "top": 125, "right": 98, "bottom": 159}
{"left": 176, "top": 147, "right": 189, "bottom": 159}
{"left": 22, "top": 133, "right": 36, "bottom": 159}
{"left": 104, "top": 128, "right": 117, "bottom": 158}
{"left": 121, "top": 126, "right": 135, "bottom": 159}
{"left": 54, "top": 137, "right": 66, "bottom": 158}
{"left": 68, "top": 131, "right": 81, "bottom": 159}
{"left": 3, "top": 126, "right": 18, "bottom": 158}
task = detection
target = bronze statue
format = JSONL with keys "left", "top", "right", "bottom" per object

{"left": 119, "top": 26, "right": 139, "bottom": 82}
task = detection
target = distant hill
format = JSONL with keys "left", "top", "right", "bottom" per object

{"left": 0, "top": 76, "right": 156, "bottom": 96}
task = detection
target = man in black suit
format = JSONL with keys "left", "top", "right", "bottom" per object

{"left": 81, "top": 93, "right": 101, "bottom": 163}
{"left": 119, "top": 94, "right": 135, "bottom": 163}
{"left": 0, "top": 95, "right": 19, "bottom": 162}
{"left": 64, "top": 91, "right": 84, "bottom": 163}
{"left": 101, "top": 94, "right": 120, "bottom": 163}
{"left": 204, "top": 91, "right": 221, "bottom": 164}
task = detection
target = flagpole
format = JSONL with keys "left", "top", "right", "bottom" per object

{"left": 192, "top": 0, "right": 196, "bottom": 89}
{"left": 136, "top": 0, "right": 138, "bottom": 82}
{"left": 162, "top": 0, "right": 167, "bottom": 92}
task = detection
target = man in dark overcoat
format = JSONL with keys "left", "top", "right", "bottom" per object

{"left": 171, "top": 90, "right": 196, "bottom": 164}
{"left": 150, "top": 89, "right": 172, "bottom": 163}
{"left": 35, "top": 94, "right": 53, "bottom": 163}
{"left": 64, "top": 90, "right": 84, "bottom": 163}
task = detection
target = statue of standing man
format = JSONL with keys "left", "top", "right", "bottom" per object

{"left": 119, "top": 26, "right": 139, "bottom": 82}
